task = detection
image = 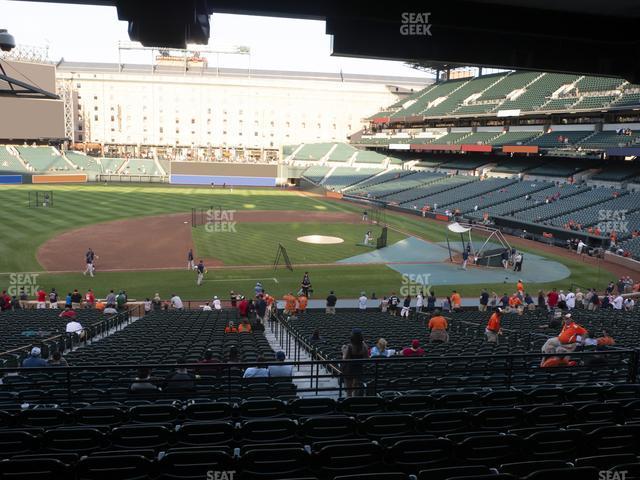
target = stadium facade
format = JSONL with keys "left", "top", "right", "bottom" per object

{"left": 55, "top": 61, "right": 428, "bottom": 160}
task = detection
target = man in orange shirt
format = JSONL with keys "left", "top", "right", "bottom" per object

{"left": 450, "top": 291, "right": 462, "bottom": 311}
{"left": 556, "top": 314, "right": 587, "bottom": 353}
{"left": 516, "top": 280, "right": 524, "bottom": 294}
{"left": 428, "top": 310, "right": 450, "bottom": 343}
{"left": 485, "top": 308, "right": 503, "bottom": 343}
{"left": 283, "top": 292, "right": 297, "bottom": 315}
{"left": 238, "top": 319, "right": 252, "bottom": 333}
{"left": 297, "top": 294, "right": 308, "bottom": 315}
{"left": 508, "top": 293, "right": 523, "bottom": 315}
{"left": 224, "top": 321, "right": 238, "bottom": 333}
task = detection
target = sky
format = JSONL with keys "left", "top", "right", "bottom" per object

{"left": 1, "top": 1, "right": 431, "bottom": 78}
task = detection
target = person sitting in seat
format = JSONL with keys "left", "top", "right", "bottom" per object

{"left": 225, "top": 321, "right": 238, "bottom": 333}
{"left": 164, "top": 358, "right": 196, "bottom": 392}
{"left": 238, "top": 319, "right": 252, "bottom": 333}
{"left": 48, "top": 350, "right": 68, "bottom": 367}
{"left": 370, "top": 338, "right": 394, "bottom": 357}
{"left": 401, "top": 339, "right": 425, "bottom": 357}
{"left": 268, "top": 351, "right": 293, "bottom": 378}
{"left": 130, "top": 367, "right": 160, "bottom": 393}
{"left": 22, "top": 347, "right": 48, "bottom": 368}
{"left": 65, "top": 317, "right": 85, "bottom": 341}
{"left": 243, "top": 356, "right": 269, "bottom": 378}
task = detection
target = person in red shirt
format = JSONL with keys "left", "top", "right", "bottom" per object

{"left": 36, "top": 288, "right": 47, "bottom": 309}
{"left": 401, "top": 339, "right": 425, "bottom": 357}
{"left": 547, "top": 288, "right": 559, "bottom": 310}
{"left": 541, "top": 356, "right": 577, "bottom": 368}
{"left": 84, "top": 289, "right": 95, "bottom": 309}
{"left": 485, "top": 308, "right": 503, "bottom": 343}
{"left": 237, "top": 296, "right": 249, "bottom": 319}
{"left": 59, "top": 306, "right": 77, "bottom": 319}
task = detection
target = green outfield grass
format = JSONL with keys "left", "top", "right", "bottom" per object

{"left": 0, "top": 184, "right": 621, "bottom": 299}
{"left": 192, "top": 222, "right": 405, "bottom": 265}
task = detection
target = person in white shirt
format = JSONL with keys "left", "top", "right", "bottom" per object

{"left": 416, "top": 292, "right": 424, "bottom": 314}
{"left": 171, "top": 294, "right": 184, "bottom": 310}
{"left": 212, "top": 296, "right": 222, "bottom": 310}
{"left": 143, "top": 298, "right": 152, "bottom": 314}
{"left": 243, "top": 357, "right": 269, "bottom": 378}
{"left": 268, "top": 351, "right": 293, "bottom": 378}
{"left": 624, "top": 298, "right": 635, "bottom": 311}
{"left": 558, "top": 291, "right": 566, "bottom": 303}
{"left": 565, "top": 291, "right": 576, "bottom": 310}
{"left": 612, "top": 294, "right": 624, "bottom": 310}
{"left": 202, "top": 304, "right": 212, "bottom": 311}
{"left": 65, "top": 320, "right": 83, "bottom": 334}
{"left": 358, "top": 292, "right": 368, "bottom": 310}
{"left": 103, "top": 306, "right": 118, "bottom": 315}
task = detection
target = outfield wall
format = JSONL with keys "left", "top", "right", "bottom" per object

{"left": 32, "top": 174, "right": 88, "bottom": 184}
{"left": 0, "top": 175, "right": 23, "bottom": 184}
{"left": 170, "top": 162, "right": 277, "bottom": 186}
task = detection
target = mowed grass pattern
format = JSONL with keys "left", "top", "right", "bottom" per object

{"left": 0, "top": 185, "right": 338, "bottom": 273}
{"left": 192, "top": 223, "right": 405, "bottom": 265}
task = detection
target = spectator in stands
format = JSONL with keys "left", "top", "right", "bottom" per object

{"left": 400, "top": 295, "right": 411, "bottom": 318}
{"left": 165, "top": 358, "right": 196, "bottom": 392}
{"left": 565, "top": 290, "right": 576, "bottom": 310}
{"left": 489, "top": 291, "right": 498, "bottom": 309}
{"left": 230, "top": 291, "right": 238, "bottom": 308}
{"left": 170, "top": 293, "right": 183, "bottom": 310}
{"left": 524, "top": 292, "right": 535, "bottom": 311}
{"left": 116, "top": 291, "right": 127, "bottom": 311}
{"left": 35, "top": 288, "right": 47, "bottom": 309}
{"left": 388, "top": 292, "right": 399, "bottom": 315}
{"left": 370, "top": 338, "right": 394, "bottom": 357}
{"left": 297, "top": 293, "right": 308, "bottom": 315}
{"left": 103, "top": 305, "right": 118, "bottom": 315}
{"left": 196, "top": 349, "right": 220, "bottom": 374}
{"left": 283, "top": 293, "right": 296, "bottom": 316}
{"left": 442, "top": 296, "right": 452, "bottom": 312}
{"left": 309, "top": 329, "right": 323, "bottom": 345}
{"left": 227, "top": 345, "right": 240, "bottom": 363}
{"left": 379, "top": 296, "right": 389, "bottom": 313}
{"left": 402, "top": 339, "right": 425, "bottom": 357}
{"left": 451, "top": 291, "right": 462, "bottom": 311}
{"left": 269, "top": 351, "right": 294, "bottom": 378}
{"left": 238, "top": 319, "right": 252, "bottom": 333}
{"left": 244, "top": 356, "right": 269, "bottom": 378}
{"left": 485, "top": 308, "right": 503, "bottom": 343}
{"left": 479, "top": 289, "right": 489, "bottom": 312}
{"left": 358, "top": 291, "right": 368, "bottom": 311}
{"left": 64, "top": 292, "right": 73, "bottom": 309}
{"left": 211, "top": 295, "right": 222, "bottom": 312}
{"left": 612, "top": 293, "right": 624, "bottom": 310}
{"left": 152, "top": 293, "right": 162, "bottom": 311}
{"left": 416, "top": 290, "right": 424, "bottom": 314}
{"left": 59, "top": 306, "right": 77, "bottom": 320}
{"left": 499, "top": 293, "right": 509, "bottom": 309}
{"left": 342, "top": 329, "right": 369, "bottom": 397}
{"left": 19, "top": 288, "right": 28, "bottom": 309}
{"left": 326, "top": 291, "right": 337, "bottom": 314}
{"left": 48, "top": 288, "right": 59, "bottom": 309}
{"left": 428, "top": 310, "right": 450, "bottom": 343}
{"left": 624, "top": 297, "right": 635, "bottom": 311}
{"left": 225, "top": 321, "right": 238, "bottom": 334}
{"left": 71, "top": 289, "right": 82, "bottom": 309}
{"left": 547, "top": 288, "right": 559, "bottom": 310}
{"left": 106, "top": 290, "right": 117, "bottom": 308}
{"left": 84, "top": 289, "right": 95, "bottom": 309}
{"left": 537, "top": 290, "right": 546, "bottom": 310}
{"left": 130, "top": 367, "right": 160, "bottom": 393}
{"left": 48, "top": 350, "right": 68, "bottom": 367}
{"left": 22, "top": 347, "right": 48, "bottom": 368}
{"left": 508, "top": 293, "right": 522, "bottom": 314}
{"left": 254, "top": 282, "right": 264, "bottom": 296}
{"left": 426, "top": 291, "right": 437, "bottom": 312}
{"left": 65, "top": 316, "right": 85, "bottom": 340}
{"left": 556, "top": 313, "right": 587, "bottom": 353}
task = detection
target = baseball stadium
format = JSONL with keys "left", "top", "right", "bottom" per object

{"left": 0, "top": 2, "right": 640, "bottom": 479}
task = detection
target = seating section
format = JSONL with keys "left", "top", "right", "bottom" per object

{"left": 384, "top": 175, "right": 473, "bottom": 205}
{"left": 466, "top": 182, "right": 567, "bottom": 219}
{"left": 549, "top": 192, "right": 640, "bottom": 232}
{"left": 578, "top": 131, "right": 639, "bottom": 149}
{"left": 492, "top": 158, "right": 548, "bottom": 174}
{"left": 16, "top": 146, "right": 70, "bottom": 172}
{"left": 356, "top": 171, "right": 446, "bottom": 200}
{"left": 294, "top": 143, "right": 334, "bottom": 161}
{"left": 438, "top": 158, "right": 491, "bottom": 170}
{"left": 64, "top": 151, "right": 103, "bottom": 176}
{"left": 512, "top": 187, "right": 616, "bottom": 223}
{"left": 323, "top": 168, "right": 382, "bottom": 190}
{"left": 345, "top": 170, "right": 414, "bottom": 194}
{"left": 303, "top": 165, "right": 331, "bottom": 183}
{"left": 328, "top": 143, "right": 357, "bottom": 162}
{"left": 122, "top": 158, "right": 163, "bottom": 176}
{"left": 100, "top": 157, "right": 126, "bottom": 173}
{"left": 353, "top": 150, "right": 388, "bottom": 165}
{"left": 490, "top": 131, "right": 542, "bottom": 146}
{"left": 0, "top": 147, "right": 28, "bottom": 172}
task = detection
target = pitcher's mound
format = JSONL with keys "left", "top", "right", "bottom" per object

{"left": 297, "top": 235, "right": 344, "bottom": 245}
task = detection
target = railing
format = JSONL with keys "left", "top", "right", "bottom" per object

{"left": 0, "top": 310, "right": 133, "bottom": 367}
{"left": 0, "top": 349, "right": 637, "bottom": 404}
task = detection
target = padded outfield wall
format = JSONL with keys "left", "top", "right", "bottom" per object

{"left": 170, "top": 162, "right": 278, "bottom": 186}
